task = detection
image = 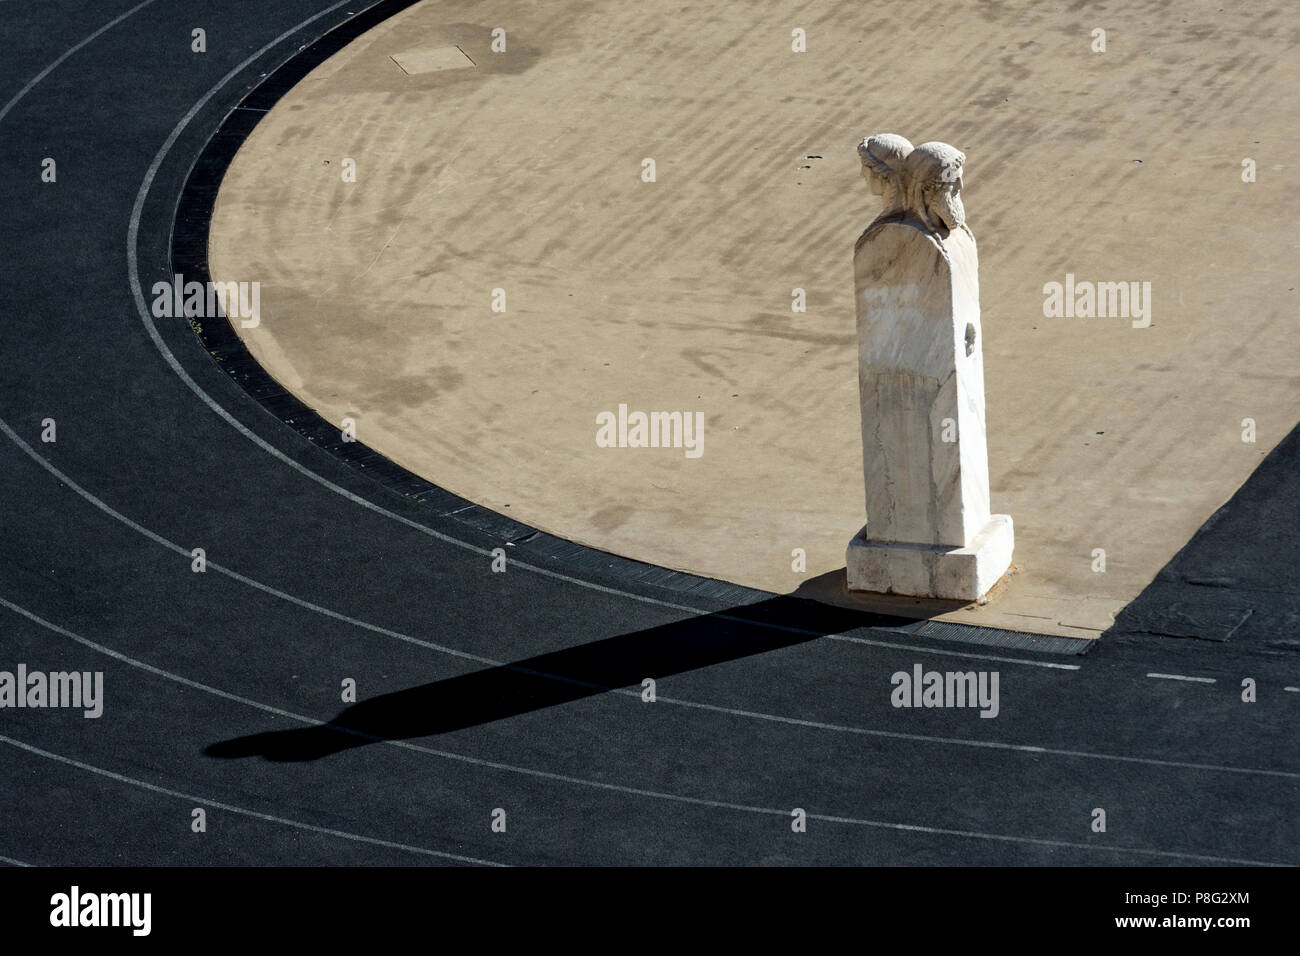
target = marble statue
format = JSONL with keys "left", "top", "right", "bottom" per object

{"left": 846, "top": 134, "right": 1014, "bottom": 601}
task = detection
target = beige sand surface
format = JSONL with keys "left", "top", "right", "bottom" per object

{"left": 209, "top": 0, "right": 1300, "bottom": 638}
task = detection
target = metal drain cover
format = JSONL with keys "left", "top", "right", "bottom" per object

{"left": 390, "top": 46, "right": 475, "bottom": 75}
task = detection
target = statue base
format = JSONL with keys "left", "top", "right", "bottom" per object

{"left": 846, "top": 514, "right": 1014, "bottom": 602}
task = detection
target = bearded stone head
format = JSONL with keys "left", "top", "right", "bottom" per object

{"left": 857, "top": 133, "right": 913, "bottom": 216}
{"left": 903, "top": 141, "right": 966, "bottom": 233}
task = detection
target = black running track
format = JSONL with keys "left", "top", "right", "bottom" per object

{"left": 0, "top": 0, "right": 1296, "bottom": 870}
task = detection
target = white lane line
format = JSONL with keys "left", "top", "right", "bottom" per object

{"left": 1285, "top": 687, "right": 1300, "bottom": 693}
{"left": 4, "top": 591, "right": 1297, "bottom": 800}
{"left": 0, "top": 0, "right": 159, "bottom": 124}
{"left": 830, "top": 632, "right": 1079, "bottom": 670}
{"left": 648, "top": 691, "right": 1298, "bottom": 778}
{"left": 0, "top": 733, "right": 503, "bottom": 867}
{"left": 0, "top": 854, "right": 32, "bottom": 867}
{"left": 112, "top": 3, "right": 1080, "bottom": 674}
{"left": 0, "top": 601, "right": 1287, "bottom": 866}
{"left": 1147, "top": 673, "right": 1217, "bottom": 684}
{"left": 806, "top": 811, "right": 1285, "bottom": 866}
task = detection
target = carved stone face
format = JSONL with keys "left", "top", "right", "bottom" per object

{"left": 858, "top": 134, "right": 913, "bottom": 208}
{"left": 904, "top": 142, "right": 967, "bottom": 233}
{"left": 928, "top": 178, "right": 965, "bottom": 230}
{"left": 863, "top": 165, "right": 885, "bottom": 196}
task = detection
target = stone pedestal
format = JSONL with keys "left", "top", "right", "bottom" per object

{"left": 846, "top": 220, "right": 1013, "bottom": 601}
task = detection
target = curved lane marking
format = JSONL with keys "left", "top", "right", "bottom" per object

{"left": 0, "top": 732, "right": 504, "bottom": 866}
{"left": 0, "top": 0, "right": 159, "bottom": 125}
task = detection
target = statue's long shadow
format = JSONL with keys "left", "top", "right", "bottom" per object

{"left": 206, "top": 579, "right": 918, "bottom": 762}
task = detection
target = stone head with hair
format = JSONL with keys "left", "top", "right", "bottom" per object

{"left": 857, "top": 133, "right": 913, "bottom": 219}
{"left": 903, "top": 141, "right": 966, "bottom": 234}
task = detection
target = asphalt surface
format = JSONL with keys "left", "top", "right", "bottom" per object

{"left": 0, "top": 0, "right": 1295, "bottom": 867}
